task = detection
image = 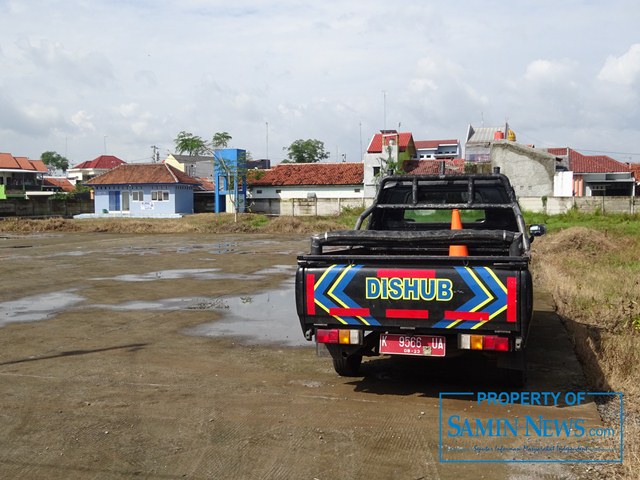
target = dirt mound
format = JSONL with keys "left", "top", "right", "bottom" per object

{"left": 534, "top": 226, "right": 620, "bottom": 257}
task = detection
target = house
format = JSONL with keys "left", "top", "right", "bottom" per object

{"left": 248, "top": 162, "right": 364, "bottom": 215}
{"left": 414, "top": 139, "right": 461, "bottom": 160}
{"left": 0, "top": 152, "right": 49, "bottom": 199}
{"left": 84, "top": 163, "right": 201, "bottom": 217}
{"left": 363, "top": 130, "right": 416, "bottom": 197}
{"left": 67, "top": 155, "right": 126, "bottom": 184}
{"left": 546, "top": 148, "right": 635, "bottom": 197}
{"left": 465, "top": 123, "right": 516, "bottom": 162}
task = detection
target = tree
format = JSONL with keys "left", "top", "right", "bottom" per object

{"left": 174, "top": 131, "right": 209, "bottom": 156}
{"left": 283, "top": 139, "right": 329, "bottom": 163}
{"left": 41, "top": 151, "right": 69, "bottom": 172}
{"left": 212, "top": 131, "right": 232, "bottom": 149}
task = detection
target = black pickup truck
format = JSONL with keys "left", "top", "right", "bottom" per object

{"left": 295, "top": 174, "right": 546, "bottom": 385}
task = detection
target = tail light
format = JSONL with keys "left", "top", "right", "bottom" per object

{"left": 316, "top": 329, "right": 362, "bottom": 345}
{"left": 459, "top": 334, "right": 510, "bottom": 352}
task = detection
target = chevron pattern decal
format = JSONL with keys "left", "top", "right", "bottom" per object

{"left": 432, "top": 267, "right": 513, "bottom": 329}
{"left": 311, "top": 265, "right": 381, "bottom": 326}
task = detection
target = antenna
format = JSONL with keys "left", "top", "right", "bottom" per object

{"left": 151, "top": 145, "right": 159, "bottom": 163}
{"left": 382, "top": 90, "right": 387, "bottom": 129}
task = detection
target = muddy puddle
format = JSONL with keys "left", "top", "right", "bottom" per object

{"left": 92, "top": 268, "right": 255, "bottom": 282}
{"left": 0, "top": 291, "right": 85, "bottom": 327}
{"left": 0, "top": 263, "right": 306, "bottom": 347}
{"left": 184, "top": 278, "right": 307, "bottom": 347}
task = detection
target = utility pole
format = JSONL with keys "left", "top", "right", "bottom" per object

{"left": 359, "top": 122, "right": 363, "bottom": 160}
{"left": 265, "top": 122, "right": 269, "bottom": 160}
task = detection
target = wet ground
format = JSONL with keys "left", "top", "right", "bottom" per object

{"left": 0, "top": 233, "right": 610, "bottom": 479}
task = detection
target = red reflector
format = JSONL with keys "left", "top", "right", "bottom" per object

{"left": 483, "top": 335, "right": 496, "bottom": 350}
{"left": 316, "top": 329, "right": 339, "bottom": 344}
{"left": 494, "top": 337, "right": 510, "bottom": 351}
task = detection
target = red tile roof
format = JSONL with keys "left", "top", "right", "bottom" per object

{"left": 43, "top": 177, "right": 75, "bottom": 192}
{"left": 367, "top": 132, "right": 414, "bottom": 153}
{"left": 195, "top": 177, "right": 215, "bottom": 191}
{"left": 629, "top": 163, "right": 640, "bottom": 180}
{"left": 248, "top": 163, "right": 363, "bottom": 186}
{"left": 0, "top": 152, "right": 21, "bottom": 169}
{"left": 414, "top": 139, "right": 459, "bottom": 150}
{"left": 14, "top": 157, "right": 35, "bottom": 170}
{"left": 30, "top": 160, "right": 49, "bottom": 172}
{"left": 403, "top": 159, "right": 465, "bottom": 175}
{"left": 546, "top": 147, "right": 630, "bottom": 173}
{"left": 71, "top": 155, "right": 126, "bottom": 170}
{"left": 86, "top": 163, "right": 201, "bottom": 186}
{"left": 0, "top": 153, "right": 48, "bottom": 172}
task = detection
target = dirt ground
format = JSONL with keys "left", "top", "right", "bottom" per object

{"left": 0, "top": 233, "right": 611, "bottom": 479}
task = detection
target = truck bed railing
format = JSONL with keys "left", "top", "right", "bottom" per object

{"left": 310, "top": 229, "right": 524, "bottom": 256}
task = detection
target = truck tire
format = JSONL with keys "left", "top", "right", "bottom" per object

{"left": 332, "top": 353, "right": 363, "bottom": 377}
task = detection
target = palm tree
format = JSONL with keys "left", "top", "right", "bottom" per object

{"left": 212, "top": 132, "right": 232, "bottom": 149}
{"left": 174, "top": 131, "right": 209, "bottom": 156}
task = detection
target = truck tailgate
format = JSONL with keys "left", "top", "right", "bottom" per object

{"left": 297, "top": 262, "right": 530, "bottom": 333}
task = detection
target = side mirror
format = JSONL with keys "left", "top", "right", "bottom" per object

{"left": 528, "top": 224, "right": 547, "bottom": 243}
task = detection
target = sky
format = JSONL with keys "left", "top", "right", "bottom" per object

{"left": 2, "top": 0, "right": 640, "bottom": 166}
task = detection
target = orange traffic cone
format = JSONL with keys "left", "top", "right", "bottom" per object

{"left": 449, "top": 209, "right": 469, "bottom": 256}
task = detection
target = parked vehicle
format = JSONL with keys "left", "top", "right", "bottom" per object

{"left": 295, "top": 174, "right": 546, "bottom": 385}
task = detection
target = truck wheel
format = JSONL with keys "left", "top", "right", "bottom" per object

{"left": 332, "top": 354, "right": 363, "bottom": 377}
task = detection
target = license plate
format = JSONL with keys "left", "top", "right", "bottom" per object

{"left": 379, "top": 334, "right": 446, "bottom": 357}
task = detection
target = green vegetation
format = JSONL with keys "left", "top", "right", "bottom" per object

{"left": 41, "top": 151, "right": 69, "bottom": 172}
{"left": 524, "top": 209, "right": 640, "bottom": 236}
{"left": 282, "top": 139, "right": 330, "bottom": 163}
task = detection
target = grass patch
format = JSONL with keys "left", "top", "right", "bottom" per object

{"left": 524, "top": 209, "right": 640, "bottom": 236}
{"left": 533, "top": 227, "right": 640, "bottom": 477}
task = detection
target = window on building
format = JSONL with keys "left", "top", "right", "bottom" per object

{"left": 373, "top": 166, "right": 381, "bottom": 177}
{"left": 131, "top": 191, "right": 144, "bottom": 201}
{"left": 151, "top": 190, "right": 170, "bottom": 201}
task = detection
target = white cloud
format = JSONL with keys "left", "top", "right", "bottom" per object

{"left": 523, "top": 59, "right": 576, "bottom": 86}
{"left": 598, "top": 44, "right": 640, "bottom": 85}
{"left": 2, "top": 1, "right": 640, "bottom": 162}
{"left": 71, "top": 111, "right": 95, "bottom": 131}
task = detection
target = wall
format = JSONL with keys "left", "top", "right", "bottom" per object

{"left": 491, "top": 141, "right": 556, "bottom": 197}
{"left": 250, "top": 197, "right": 365, "bottom": 216}
{"left": 363, "top": 144, "right": 399, "bottom": 198}
{"left": 519, "top": 196, "right": 639, "bottom": 214}
{"left": 0, "top": 197, "right": 94, "bottom": 217}
{"left": 554, "top": 171, "right": 574, "bottom": 197}
{"left": 250, "top": 185, "right": 363, "bottom": 200}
